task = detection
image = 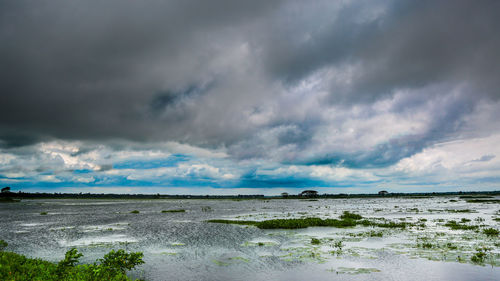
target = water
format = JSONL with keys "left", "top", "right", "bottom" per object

{"left": 1, "top": 197, "right": 499, "bottom": 280}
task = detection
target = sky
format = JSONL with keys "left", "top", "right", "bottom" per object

{"left": 1, "top": 0, "right": 500, "bottom": 195}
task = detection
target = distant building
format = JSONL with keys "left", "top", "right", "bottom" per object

{"left": 281, "top": 192, "right": 289, "bottom": 198}
{"left": 299, "top": 190, "right": 318, "bottom": 197}
{"left": 378, "top": 190, "right": 389, "bottom": 196}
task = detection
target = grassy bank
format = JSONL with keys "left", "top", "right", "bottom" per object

{"left": 0, "top": 240, "right": 144, "bottom": 281}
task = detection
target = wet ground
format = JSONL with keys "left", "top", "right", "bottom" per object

{"left": 1, "top": 196, "right": 499, "bottom": 280}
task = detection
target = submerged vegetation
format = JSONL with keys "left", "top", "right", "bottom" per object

{"left": 444, "top": 220, "right": 479, "bottom": 230}
{"left": 161, "top": 209, "right": 185, "bottom": 213}
{"left": 0, "top": 240, "right": 144, "bottom": 281}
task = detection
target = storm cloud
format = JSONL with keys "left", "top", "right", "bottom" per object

{"left": 1, "top": 0, "right": 500, "bottom": 192}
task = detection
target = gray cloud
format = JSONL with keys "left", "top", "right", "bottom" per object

{"left": 1, "top": 0, "right": 499, "bottom": 169}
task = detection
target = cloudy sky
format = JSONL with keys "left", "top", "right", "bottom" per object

{"left": 1, "top": 0, "right": 500, "bottom": 195}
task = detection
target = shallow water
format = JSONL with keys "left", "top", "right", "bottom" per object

{"left": 1, "top": 197, "right": 499, "bottom": 280}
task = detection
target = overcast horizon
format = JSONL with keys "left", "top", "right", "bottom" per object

{"left": 1, "top": 0, "right": 500, "bottom": 195}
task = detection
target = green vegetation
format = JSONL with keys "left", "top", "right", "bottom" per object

{"left": 483, "top": 228, "right": 499, "bottom": 237}
{"left": 130, "top": 210, "right": 140, "bottom": 214}
{"left": 208, "top": 212, "right": 411, "bottom": 229}
{"left": 471, "top": 247, "right": 490, "bottom": 264}
{"left": 0, "top": 240, "right": 144, "bottom": 281}
{"left": 206, "top": 219, "right": 258, "bottom": 226}
{"left": 444, "top": 220, "right": 478, "bottom": 230}
{"left": 459, "top": 195, "right": 493, "bottom": 199}
{"left": 466, "top": 199, "right": 500, "bottom": 204}
{"left": 0, "top": 240, "right": 7, "bottom": 251}
{"left": 207, "top": 217, "right": 357, "bottom": 229}
{"left": 40, "top": 212, "right": 48, "bottom": 215}
{"left": 161, "top": 209, "right": 185, "bottom": 213}
{"left": 340, "top": 211, "right": 363, "bottom": 220}
{"left": 311, "top": 238, "right": 321, "bottom": 245}
{"left": 368, "top": 231, "right": 383, "bottom": 237}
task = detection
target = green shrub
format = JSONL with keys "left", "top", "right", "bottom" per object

{"left": 0, "top": 246, "right": 144, "bottom": 281}
{"left": 99, "top": 249, "right": 144, "bottom": 274}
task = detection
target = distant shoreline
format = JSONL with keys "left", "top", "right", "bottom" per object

{"left": 1, "top": 190, "right": 499, "bottom": 200}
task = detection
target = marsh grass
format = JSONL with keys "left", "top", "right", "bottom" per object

{"left": 340, "top": 211, "right": 363, "bottom": 220}
{"left": 208, "top": 215, "right": 412, "bottom": 229}
{"left": 161, "top": 209, "right": 185, "bottom": 213}
{"left": 311, "top": 238, "right": 321, "bottom": 245}
{"left": 483, "top": 228, "right": 499, "bottom": 237}
{"left": 444, "top": 220, "right": 478, "bottom": 230}
{"left": 471, "top": 247, "right": 490, "bottom": 264}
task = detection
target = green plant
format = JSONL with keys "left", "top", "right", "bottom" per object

{"left": 99, "top": 249, "right": 144, "bottom": 274}
{"left": 0, "top": 248, "right": 144, "bottom": 281}
{"left": 161, "top": 209, "right": 185, "bottom": 213}
{"left": 40, "top": 212, "right": 48, "bottom": 215}
{"left": 368, "top": 231, "right": 383, "bottom": 237}
{"left": 311, "top": 238, "right": 321, "bottom": 245}
{"left": 444, "top": 220, "right": 478, "bottom": 230}
{"left": 207, "top": 216, "right": 412, "bottom": 229}
{"left": 0, "top": 240, "right": 7, "bottom": 251}
{"left": 56, "top": 248, "right": 83, "bottom": 276}
{"left": 419, "top": 242, "right": 433, "bottom": 249}
{"left": 340, "top": 211, "right": 362, "bottom": 220}
{"left": 334, "top": 240, "right": 343, "bottom": 250}
{"left": 483, "top": 228, "right": 499, "bottom": 237}
{"left": 471, "top": 247, "right": 490, "bottom": 264}
{"left": 130, "top": 210, "right": 140, "bottom": 214}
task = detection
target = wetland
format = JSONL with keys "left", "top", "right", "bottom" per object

{"left": 1, "top": 196, "right": 499, "bottom": 280}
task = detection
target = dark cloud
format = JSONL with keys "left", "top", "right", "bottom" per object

{"left": 0, "top": 0, "right": 499, "bottom": 169}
